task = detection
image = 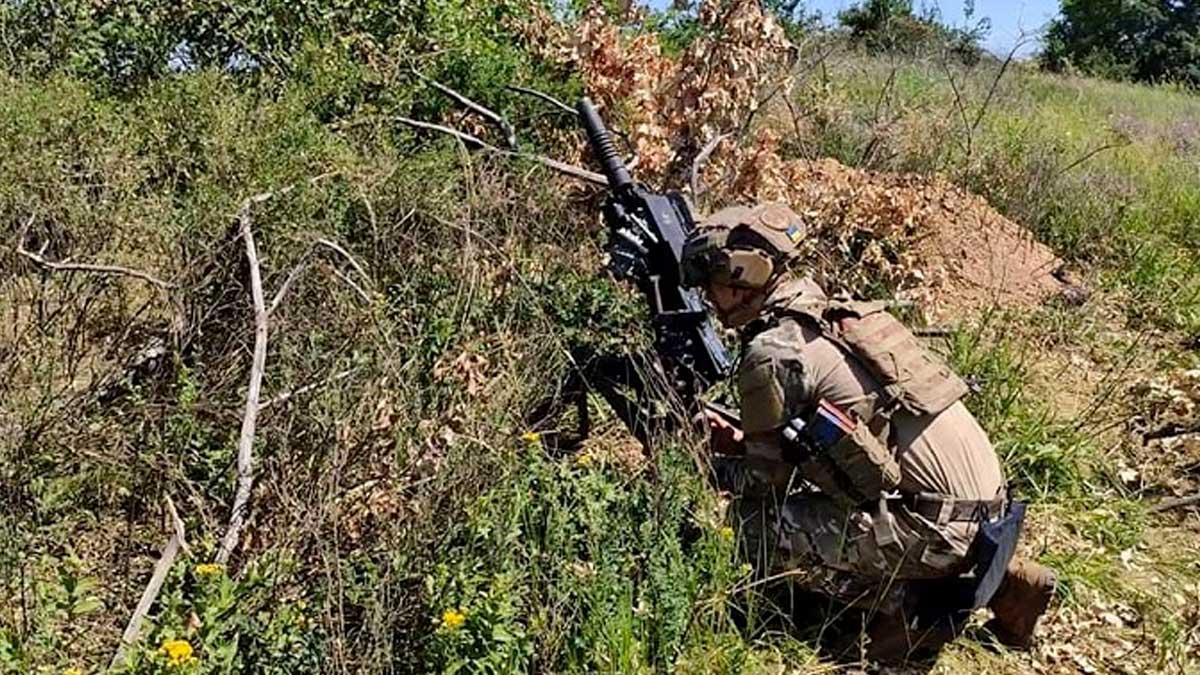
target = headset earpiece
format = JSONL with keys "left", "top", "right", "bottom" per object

{"left": 726, "top": 249, "right": 775, "bottom": 288}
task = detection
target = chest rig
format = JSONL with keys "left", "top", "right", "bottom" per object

{"left": 753, "top": 295, "right": 969, "bottom": 507}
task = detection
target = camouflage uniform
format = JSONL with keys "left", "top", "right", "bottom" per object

{"left": 719, "top": 276, "right": 1006, "bottom": 613}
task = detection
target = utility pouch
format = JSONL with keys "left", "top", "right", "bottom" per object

{"left": 830, "top": 302, "right": 969, "bottom": 416}
{"left": 825, "top": 421, "right": 902, "bottom": 503}
{"left": 908, "top": 499, "right": 1025, "bottom": 630}
{"left": 781, "top": 299, "right": 969, "bottom": 417}
{"left": 779, "top": 400, "right": 901, "bottom": 506}
{"left": 780, "top": 407, "right": 857, "bottom": 506}
{"left": 969, "top": 500, "right": 1025, "bottom": 608}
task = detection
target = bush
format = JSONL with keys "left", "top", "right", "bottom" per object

{"left": 838, "top": 0, "right": 989, "bottom": 64}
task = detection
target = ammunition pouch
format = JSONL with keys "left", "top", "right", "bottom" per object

{"left": 780, "top": 406, "right": 902, "bottom": 507}
{"left": 778, "top": 299, "right": 969, "bottom": 418}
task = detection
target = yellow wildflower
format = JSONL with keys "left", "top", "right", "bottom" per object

{"left": 62, "top": 668, "right": 85, "bottom": 675}
{"left": 574, "top": 452, "right": 593, "bottom": 468}
{"left": 521, "top": 431, "right": 541, "bottom": 445}
{"left": 718, "top": 526, "right": 735, "bottom": 541}
{"left": 159, "top": 639, "right": 195, "bottom": 667}
{"left": 194, "top": 563, "right": 223, "bottom": 577}
{"left": 440, "top": 608, "right": 466, "bottom": 630}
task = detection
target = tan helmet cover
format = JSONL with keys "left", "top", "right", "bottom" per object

{"left": 681, "top": 202, "right": 807, "bottom": 289}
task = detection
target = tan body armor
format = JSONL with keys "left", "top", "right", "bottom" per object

{"left": 747, "top": 296, "right": 969, "bottom": 507}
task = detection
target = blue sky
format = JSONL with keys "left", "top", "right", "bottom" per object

{"left": 643, "top": 1, "right": 1062, "bottom": 57}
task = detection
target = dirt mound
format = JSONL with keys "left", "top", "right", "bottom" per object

{"left": 724, "top": 135, "right": 1067, "bottom": 322}
{"left": 906, "top": 183, "right": 1068, "bottom": 321}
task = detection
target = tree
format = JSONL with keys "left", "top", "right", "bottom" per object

{"left": 1043, "top": 0, "right": 1200, "bottom": 86}
{"left": 838, "top": 0, "right": 990, "bottom": 64}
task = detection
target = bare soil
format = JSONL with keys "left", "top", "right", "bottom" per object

{"left": 726, "top": 146, "right": 1067, "bottom": 322}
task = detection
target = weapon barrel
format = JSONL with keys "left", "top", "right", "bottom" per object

{"left": 576, "top": 98, "right": 632, "bottom": 191}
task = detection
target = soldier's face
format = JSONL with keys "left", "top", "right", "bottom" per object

{"left": 706, "top": 283, "right": 764, "bottom": 327}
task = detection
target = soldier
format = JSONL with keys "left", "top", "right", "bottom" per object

{"left": 679, "top": 203, "right": 1057, "bottom": 663}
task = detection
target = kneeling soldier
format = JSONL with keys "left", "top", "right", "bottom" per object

{"left": 680, "top": 203, "right": 1057, "bottom": 662}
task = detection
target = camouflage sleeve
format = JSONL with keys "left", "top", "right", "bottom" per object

{"left": 737, "top": 333, "right": 813, "bottom": 464}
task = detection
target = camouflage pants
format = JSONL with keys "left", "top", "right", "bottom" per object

{"left": 714, "top": 458, "right": 969, "bottom": 616}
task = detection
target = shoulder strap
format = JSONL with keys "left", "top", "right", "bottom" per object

{"left": 770, "top": 297, "right": 967, "bottom": 419}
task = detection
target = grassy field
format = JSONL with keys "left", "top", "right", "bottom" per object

{"left": 2, "top": 10, "right": 1199, "bottom": 675}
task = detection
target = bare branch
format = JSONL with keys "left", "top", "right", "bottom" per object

{"left": 418, "top": 72, "right": 520, "bottom": 150}
{"left": 109, "top": 497, "right": 189, "bottom": 669}
{"left": 259, "top": 368, "right": 359, "bottom": 411}
{"left": 314, "top": 237, "right": 370, "bottom": 287}
{"left": 216, "top": 198, "right": 270, "bottom": 565}
{"left": 165, "top": 494, "right": 189, "bottom": 555}
{"left": 968, "top": 33, "right": 1034, "bottom": 140}
{"left": 1150, "top": 493, "right": 1200, "bottom": 514}
{"left": 690, "top": 133, "right": 730, "bottom": 199}
{"left": 506, "top": 85, "right": 576, "bottom": 115}
{"left": 388, "top": 115, "right": 607, "bottom": 185}
{"left": 1056, "top": 142, "right": 1121, "bottom": 178}
{"left": 268, "top": 260, "right": 312, "bottom": 316}
{"left": 940, "top": 59, "right": 972, "bottom": 154}
{"left": 15, "top": 215, "right": 175, "bottom": 291}
{"left": 330, "top": 266, "right": 372, "bottom": 306}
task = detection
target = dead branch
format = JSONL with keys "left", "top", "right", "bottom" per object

{"left": 216, "top": 196, "right": 270, "bottom": 565}
{"left": 109, "top": 496, "right": 188, "bottom": 669}
{"left": 267, "top": 234, "right": 373, "bottom": 317}
{"left": 330, "top": 267, "right": 372, "bottom": 305}
{"left": 268, "top": 259, "right": 313, "bottom": 316}
{"left": 968, "top": 34, "right": 1034, "bottom": 141}
{"left": 1149, "top": 493, "right": 1200, "bottom": 514}
{"left": 1056, "top": 142, "right": 1122, "bottom": 178}
{"left": 941, "top": 60, "right": 972, "bottom": 154}
{"left": 418, "top": 72, "right": 519, "bottom": 150}
{"left": 259, "top": 368, "right": 359, "bottom": 411}
{"left": 314, "top": 237, "right": 370, "bottom": 287}
{"left": 388, "top": 115, "right": 606, "bottom": 185}
{"left": 943, "top": 31, "right": 1035, "bottom": 158}
{"left": 15, "top": 215, "right": 175, "bottom": 291}
{"left": 506, "top": 85, "right": 576, "bottom": 115}
{"left": 690, "top": 133, "right": 730, "bottom": 199}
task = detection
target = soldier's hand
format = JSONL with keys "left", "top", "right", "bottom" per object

{"left": 705, "top": 410, "right": 745, "bottom": 456}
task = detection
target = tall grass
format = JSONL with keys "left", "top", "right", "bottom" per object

{"left": 4, "top": 31, "right": 1200, "bottom": 675}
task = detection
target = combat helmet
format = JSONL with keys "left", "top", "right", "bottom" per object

{"left": 680, "top": 202, "right": 807, "bottom": 290}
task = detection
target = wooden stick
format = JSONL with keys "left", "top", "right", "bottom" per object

{"left": 259, "top": 369, "right": 358, "bottom": 411}
{"left": 1149, "top": 493, "right": 1200, "bottom": 514}
{"left": 330, "top": 267, "right": 372, "bottom": 305}
{"left": 15, "top": 215, "right": 175, "bottom": 291}
{"left": 386, "top": 116, "right": 607, "bottom": 186}
{"left": 690, "top": 133, "right": 730, "bottom": 198}
{"left": 109, "top": 496, "right": 188, "bottom": 669}
{"left": 506, "top": 85, "right": 576, "bottom": 115}
{"left": 216, "top": 198, "right": 270, "bottom": 565}
{"left": 418, "top": 73, "right": 520, "bottom": 150}
{"left": 314, "top": 237, "right": 371, "bottom": 287}
{"left": 268, "top": 259, "right": 312, "bottom": 316}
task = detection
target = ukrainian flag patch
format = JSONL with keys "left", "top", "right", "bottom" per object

{"left": 786, "top": 224, "right": 803, "bottom": 243}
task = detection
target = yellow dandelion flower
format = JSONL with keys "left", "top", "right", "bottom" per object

{"left": 718, "top": 526, "right": 735, "bottom": 541}
{"left": 574, "top": 452, "right": 593, "bottom": 468}
{"left": 521, "top": 431, "right": 541, "bottom": 445}
{"left": 159, "top": 639, "right": 195, "bottom": 667}
{"left": 194, "top": 563, "right": 223, "bottom": 577}
{"left": 440, "top": 608, "right": 466, "bottom": 630}
{"left": 62, "top": 668, "right": 85, "bottom": 675}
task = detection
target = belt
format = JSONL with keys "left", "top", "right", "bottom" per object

{"left": 895, "top": 492, "right": 1007, "bottom": 524}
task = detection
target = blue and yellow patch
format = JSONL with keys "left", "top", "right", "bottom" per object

{"left": 786, "top": 224, "right": 803, "bottom": 244}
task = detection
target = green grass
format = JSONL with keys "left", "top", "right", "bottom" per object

{"left": 792, "top": 53, "right": 1200, "bottom": 338}
{"left": 3, "top": 24, "right": 1200, "bottom": 675}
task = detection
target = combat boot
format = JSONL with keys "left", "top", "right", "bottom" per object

{"left": 861, "top": 612, "right": 957, "bottom": 664}
{"left": 984, "top": 557, "right": 1057, "bottom": 649}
